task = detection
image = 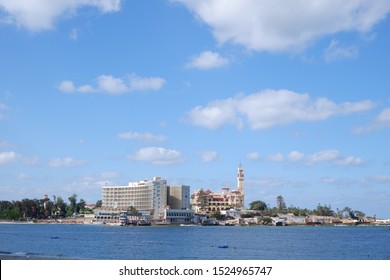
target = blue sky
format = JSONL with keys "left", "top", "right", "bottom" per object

{"left": 1, "top": 0, "right": 390, "bottom": 218}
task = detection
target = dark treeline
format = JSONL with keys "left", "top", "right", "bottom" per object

{"left": 245, "top": 195, "right": 366, "bottom": 219}
{"left": 0, "top": 193, "right": 99, "bottom": 221}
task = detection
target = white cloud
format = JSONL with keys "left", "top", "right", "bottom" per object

{"left": 97, "top": 75, "right": 128, "bottom": 94}
{"left": 268, "top": 153, "right": 285, "bottom": 162}
{"left": 335, "top": 156, "right": 364, "bottom": 166}
{"left": 199, "top": 150, "right": 220, "bottom": 162}
{"left": 353, "top": 108, "right": 390, "bottom": 133}
{"left": 117, "top": 131, "right": 167, "bottom": 142}
{"left": 174, "top": 0, "right": 390, "bottom": 52}
{"left": 307, "top": 149, "right": 341, "bottom": 164}
{"left": 324, "top": 39, "right": 359, "bottom": 62}
{"left": 0, "top": 0, "right": 122, "bottom": 31}
{"left": 49, "top": 157, "right": 85, "bottom": 167}
{"left": 58, "top": 80, "right": 75, "bottom": 92}
{"left": 58, "top": 73, "right": 166, "bottom": 95}
{"left": 129, "top": 74, "right": 166, "bottom": 92}
{"left": 186, "top": 51, "right": 229, "bottom": 69}
{"left": 0, "top": 151, "right": 20, "bottom": 164}
{"left": 246, "top": 152, "right": 261, "bottom": 160}
{"left": 129, "top": 147, "right": 184, "bottom": 165}
{"left": 306, "top": 149, "right": 364, "bottom": 166}
{"left": 288, "top": 151, "right": 305, "bottom": 162}
{"left": 57, "top": 80, "right": 95, "bottom": 93}
{"left": 262, "top": 149, "right": 364, "bottom": 167}
{"left": 187, "top": 97, "right": 239, "bottom": 130}
{"left": 186, "top": 89, "right": 374, "bottom": 130}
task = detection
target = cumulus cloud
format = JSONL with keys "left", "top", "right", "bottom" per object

{"left": 117, "top": 131, "right": 167, "bottom": 142}
{"left": 129, "top": 74, "right": 166, "bottom": 92}
{"left": 174, "top": 0, "right": 390, "bottom": 52}
{"left": 58, "top": 80, "right": 95, "bottom": 93}
{"left": 199, "top": 150, "right": 221, "bottom": 162}
{"left": 335, "top": 156, "right": 364, "bottom": 166}
{"left": 258, "top": 149, "right": 363, "bottom": 166}
{"left": 97, "top": 75, "right": 129, "bottom": 94}
{"left": 306, "top": 149, "right": 364, "bottom": 166}
{"left": 324, "top": 39, "right": 359, "bottom": 62}
{"left": 0, "top": 0, "right": 122, "bottom": 31}
{"left": 353, "top": 108, "right": 390, "bottom": 133}
{"left": 186, "top": 89, "right": 374, "bottom": 130}
{"left": 0, "top": 151, "right": 20, "bottom": 164}
{"left": 268, "top": 153, "right": 284, "bottom": 162}
{"left": 49, "top": 157, "right": 85, "bottom": 167}
{"left": 246, "top": 152, "right": 261, "bottom": 160}
{"left": 288, "top": 151, "right": 305, "bottom": 162}
{"left": 58, "top": 73, "right": 166, "bottom": 94}
{"left": 306, "top": 149, "right": 341, "bottom": 164}
{"left": 186, "top": 51, "right": 229, "bottom": 69}
{"left": 129, "top": 147, "right": 184, "bottom": 165}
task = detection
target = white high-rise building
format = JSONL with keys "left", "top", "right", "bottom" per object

{"left": 102, "top": 177, "right": 167, "bottom": 220}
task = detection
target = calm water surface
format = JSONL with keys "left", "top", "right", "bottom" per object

{"left": 1, "top": 224, "right": 389, "bottom": 260}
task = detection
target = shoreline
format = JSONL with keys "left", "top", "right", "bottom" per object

{"left": 0, "top": 253, "right": 75, "bottom": 260}
{"left": 1, "top": 220, "right": 390, "bottom": 227}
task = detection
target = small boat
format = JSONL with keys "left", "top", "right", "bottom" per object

{"left": 136, "top": 220, "right": 151, "bottom": 226}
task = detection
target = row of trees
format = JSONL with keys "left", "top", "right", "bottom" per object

{"left": 0, "top": 194, "right": 95, "bottom": 221}
{"left": 247, "top": 195, "right": 366, "bottom": 219}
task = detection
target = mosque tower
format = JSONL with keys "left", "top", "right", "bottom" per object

{"left": 237, "top": 164, "right": 244, "bottom": 208}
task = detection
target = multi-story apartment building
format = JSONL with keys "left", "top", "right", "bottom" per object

{"left": 167, "top": 185, "right": 191, "bottom": 210}
{"left": 102, "top": 177, "right": 167, "bottom": 220}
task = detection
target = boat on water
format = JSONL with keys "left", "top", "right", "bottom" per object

{"left": 201, "top": 220, "right": 219, "bottom": 226}
{"left": 136, "top": 220, "right": 151, "bottom": 226}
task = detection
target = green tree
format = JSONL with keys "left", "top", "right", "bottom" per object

{"left": 95, "top": 200, "right": 102, "bottom": 208}
{"left": 276, "top": 195, "right": 286, "bottom": 211}
{"left": 211, "top": 210, "right": 226, "bottom": 220}
{"left": 261, "top": 217, "right": 273, "bottom": 225}
{"left": 314, "top": 204, "right": 334, "bottom": 216}
{"left": 128, "top": 206, "right": 141, "bottom": 216}
{"left": 77, "top": 198, "right": 86, "bottom": 214}
{"left": 354, "top": 210, "right": 365, "bottom": 218}
{"left": 67, "top": 193, "right": 78, "bottom": 216}
{"left": 54, "top": 196, "right": 67, "bottom": 217}
{"left": 249, "top": 200, "right": 268, "bottom": 211}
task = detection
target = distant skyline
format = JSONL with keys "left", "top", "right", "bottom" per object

{"left": 1, "top": 0, "right": 390, "bottom": 218}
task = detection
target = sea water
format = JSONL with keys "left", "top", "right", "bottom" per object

{"left": 0, "top": 224, "right": 389, "bottom": 260}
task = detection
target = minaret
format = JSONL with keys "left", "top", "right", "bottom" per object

{"left": 237, "top": 164, "right": 244, "bottom": 208}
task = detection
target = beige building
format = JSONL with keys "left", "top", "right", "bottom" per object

{"left": 102, "top": 177, "right": 167, "bottom": 220}
{"left": 167, "top": 185, "right": 191, "bottom": 210}
{"left": 191, "top": 164, "right": 245, "bottom": 214}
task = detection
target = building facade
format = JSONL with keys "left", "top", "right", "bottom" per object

{"left": 163, "top": 209, "right": 195, "bottom": 224}
{"left": 167, "top": 185, "right": 191, "bottom": 210}
{"left": 191, "top": 164, "right": 245, "bottom": 214}
{"left": 101, "top": 177, "right": 167, "bottom": 220}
